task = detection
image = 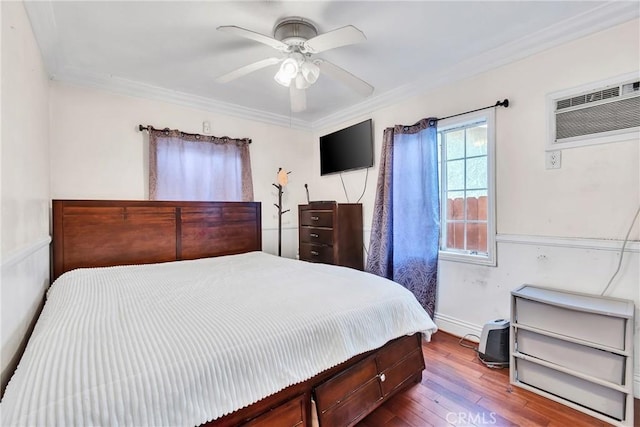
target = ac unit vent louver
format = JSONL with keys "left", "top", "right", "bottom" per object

{"left": 548, "top": 74, "right": 640, "bottom": 150}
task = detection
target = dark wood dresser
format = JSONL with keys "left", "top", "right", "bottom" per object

{"left": 298, "top": 202, "right": 363, "bottom": 270}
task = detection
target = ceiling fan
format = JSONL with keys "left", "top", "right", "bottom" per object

{"left": 215, "top": 18, "right": 374, "bottom": 112}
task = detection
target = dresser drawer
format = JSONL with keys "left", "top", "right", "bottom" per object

{"left": 517, "top": 329, "right": 625, "bottom": 385}
{"left": 299, "top": 227, "right": 333, "bottom": 245}
{"left": 243, "top": 394, "right": 304, "bottom": 427}
{"left": 299, "top": 243, "right": 334, "bottom": 264}
{"left": 515, "top": 358, "right": 626, "bottom": 421}
{"left": 515, "top": 297, "right": 626, "bottom": 350}
{"left": 300, "top": 210, "right": 333, "bottom": 227}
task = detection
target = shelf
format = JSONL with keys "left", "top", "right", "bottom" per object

{"left": 510, "top": 285, "right": 634, "bottom": 427}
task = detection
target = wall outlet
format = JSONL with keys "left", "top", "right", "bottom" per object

{"left": 546, "top": 150, "right": 562, "bottom": 169}
{"left": 203, "top": 121, "right": 211, "bottom": 134}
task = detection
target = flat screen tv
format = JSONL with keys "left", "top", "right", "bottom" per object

{"left": 320, "top": 119, "right": 374, "bottom": 176}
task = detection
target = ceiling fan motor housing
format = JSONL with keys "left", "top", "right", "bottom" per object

{"left": 274, "top": 18, "right": 318, "bottom": 46}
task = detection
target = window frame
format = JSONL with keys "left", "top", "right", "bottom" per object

{"left": 437, "top": 109, "right": 496, "bottom": 266}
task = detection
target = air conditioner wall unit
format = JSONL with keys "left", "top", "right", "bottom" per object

{"left": 547, "top": 72, "right": 640, "bottom": 151}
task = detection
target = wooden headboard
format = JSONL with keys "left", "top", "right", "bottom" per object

{"left": 52, "top": 200, "right": 262, "bottom": 280}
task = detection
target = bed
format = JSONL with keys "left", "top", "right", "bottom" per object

{"left": 1, "top": 200, "right": 437, "bottom": 426}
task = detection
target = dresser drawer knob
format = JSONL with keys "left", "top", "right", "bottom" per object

{"left": 310, "top": 233, "right": 319, "bottom": 238}
{"left": 311, "top": 216, "right": 319, "bottom": 221}
{"left": 378, "top": 373, "right": 386, "bottom": 382}
{"left": 310, "top": 250, "right": 319, "bottom": 256}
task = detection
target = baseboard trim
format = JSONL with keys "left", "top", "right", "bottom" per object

{"left": 634, "top": 374, "right": 640, "bottom": 398}
{"left": 1, "top": 236, "right": 51, "bottom": 269}
{"left": 433, "top": 312, "right": 483, "bottom": 341}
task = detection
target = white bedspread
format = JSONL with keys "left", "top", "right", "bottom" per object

{"left": 1, "top": 251, "right": 437, "bottom": 426}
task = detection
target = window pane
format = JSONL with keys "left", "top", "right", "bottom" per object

{"left": 446, "top": 191, "right": 465, "bottom": 220}
{"left": 466, "top": 222, "right": 488, "bottom": 252}
{"left": 466, "top": 191, "right": 488, "bottom": 220}
{"left": 447, "top": 159, "right": 464, "bottom": 190}
{"left": 445, "top": 130, "right": 465, "bottom": 160}
{"left": 466, "top": 125, "right": 487, "bottom": 157}
{"left": 446, "top": 221, "right": 465, "bottom": 250}
{"left": 466, "top": 156, "right": 487, "bottom": 189}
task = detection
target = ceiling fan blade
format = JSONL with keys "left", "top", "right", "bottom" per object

{"left": 216, "top": 57, "right": 282, "bottom": 83}
{"left": 315, "top": 59, "right": 374, "bottom": 97}
{"left": 303, "top": 25, "right": 366, "bottom": 54}
{"left": 217, "top": 25, "right": 290, "bottom": 52}
{"left": 290, "top": 85, "right": 307, "bottom": 113}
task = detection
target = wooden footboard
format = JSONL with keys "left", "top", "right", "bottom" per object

{"left": 210, "top": 333, "right": 425, "bottom": 427}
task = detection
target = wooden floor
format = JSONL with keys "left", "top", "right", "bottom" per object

{"left": 358, "top": 331, "right": 638, "bottom": 427}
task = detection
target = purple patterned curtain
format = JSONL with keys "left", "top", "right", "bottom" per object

{"left": 149, "top": 128, "right": 253, "bottom": 202}
{"left": 366, "top": 118, "right": 440, "bottom": 318}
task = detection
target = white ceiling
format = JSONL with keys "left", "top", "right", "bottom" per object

{"left": 25, "top": 1, "right": 639, "bottom": 129}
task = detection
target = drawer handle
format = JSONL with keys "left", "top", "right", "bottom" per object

{"left": 310, "top": 233, "right": 319, "bottom": 238}
{"left": 378, "top": 373, "right": 386, "bottom": 382}
{"left": 311, "top": 216, "right": 319, "bottom": 221}
{"left": 310, "top": 250, "right": 319, "bottom": 256}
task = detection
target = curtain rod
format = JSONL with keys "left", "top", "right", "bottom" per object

{"left": 413, "top": 99, "right": 509, "bottom": 127}
{"left": 137, "top": 124, "right": 252, "bottom": 144}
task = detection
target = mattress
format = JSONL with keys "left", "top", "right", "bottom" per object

{"left": 1, "top": 251, "right": 437, "bottom": 426}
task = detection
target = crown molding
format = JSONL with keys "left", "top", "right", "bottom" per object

{"left": 23, "top": 0, "right": 61, "bottom": 78}
{"left": 55, "top": 67, "right": 310, "bottom": 130}
{"left": 311, "top": 2, "right": 640, "bottom": 130}
{"left": 26, "top": 1, "right": 639, "bottom": 132}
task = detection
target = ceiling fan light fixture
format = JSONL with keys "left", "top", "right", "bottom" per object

{"left": 295, "top": 73, "right": 310, "bottom": 90}
{"left": 300, "top": 61, "right": 319, "bottom": 85}
{"left": 274, "top": 58, "right": 299, "bottom": 87}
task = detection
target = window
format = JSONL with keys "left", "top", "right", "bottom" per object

{"left": 148, "top": 129, "right": 254, "bottom": 202}
{"left": 437, "top": 109, "right": 495, "bottom": 265}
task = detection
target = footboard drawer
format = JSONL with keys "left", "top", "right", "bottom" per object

{"left": 376, "top": 334, "right": 422, "bottom": 370}
{"left": 378, "top": 348, "right": 425, "bottom": 397}
{"left": 315, "top": 355, "right": 382, "bottom": 427}
{"left": 243, "top": 394, "right": 305, "bottom": 427}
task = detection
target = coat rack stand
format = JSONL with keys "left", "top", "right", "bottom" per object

{"left": 273, "top": 168, "right": 291, "bottom": 257}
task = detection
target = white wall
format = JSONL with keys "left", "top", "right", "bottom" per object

{"left": 312, "top": 19, "right": 640, "bottom": 395}
{"left": 0, "top": 2, "right": 51, "bottom": 388}
{"left": 49, "top": 83, "right": 315, "bottom": 259}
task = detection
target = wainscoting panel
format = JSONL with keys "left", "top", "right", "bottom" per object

{"left": 1, "top": 236, "right": 51, "bottom": 394}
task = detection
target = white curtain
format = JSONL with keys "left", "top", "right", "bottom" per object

{"left": 149, "top": 129, "right": 253, "bottom": 201}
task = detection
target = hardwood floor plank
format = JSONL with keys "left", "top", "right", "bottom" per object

{"left": 360, "top": 405, "right": 396, "bottom": 427}
{"left": 383, "top": 394, "right": 440, "bottom": 427}
{"left": 383, "top": 417, "right": 414, "bottom": 427}
{"left": 477, "top": 396, "right": 550, "bottom": 427}
{"left": 357, "top": 331, "right": 620, "bottom": 427}
{"left": 522, "top": 399, "right": 607, "bottom": 427}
